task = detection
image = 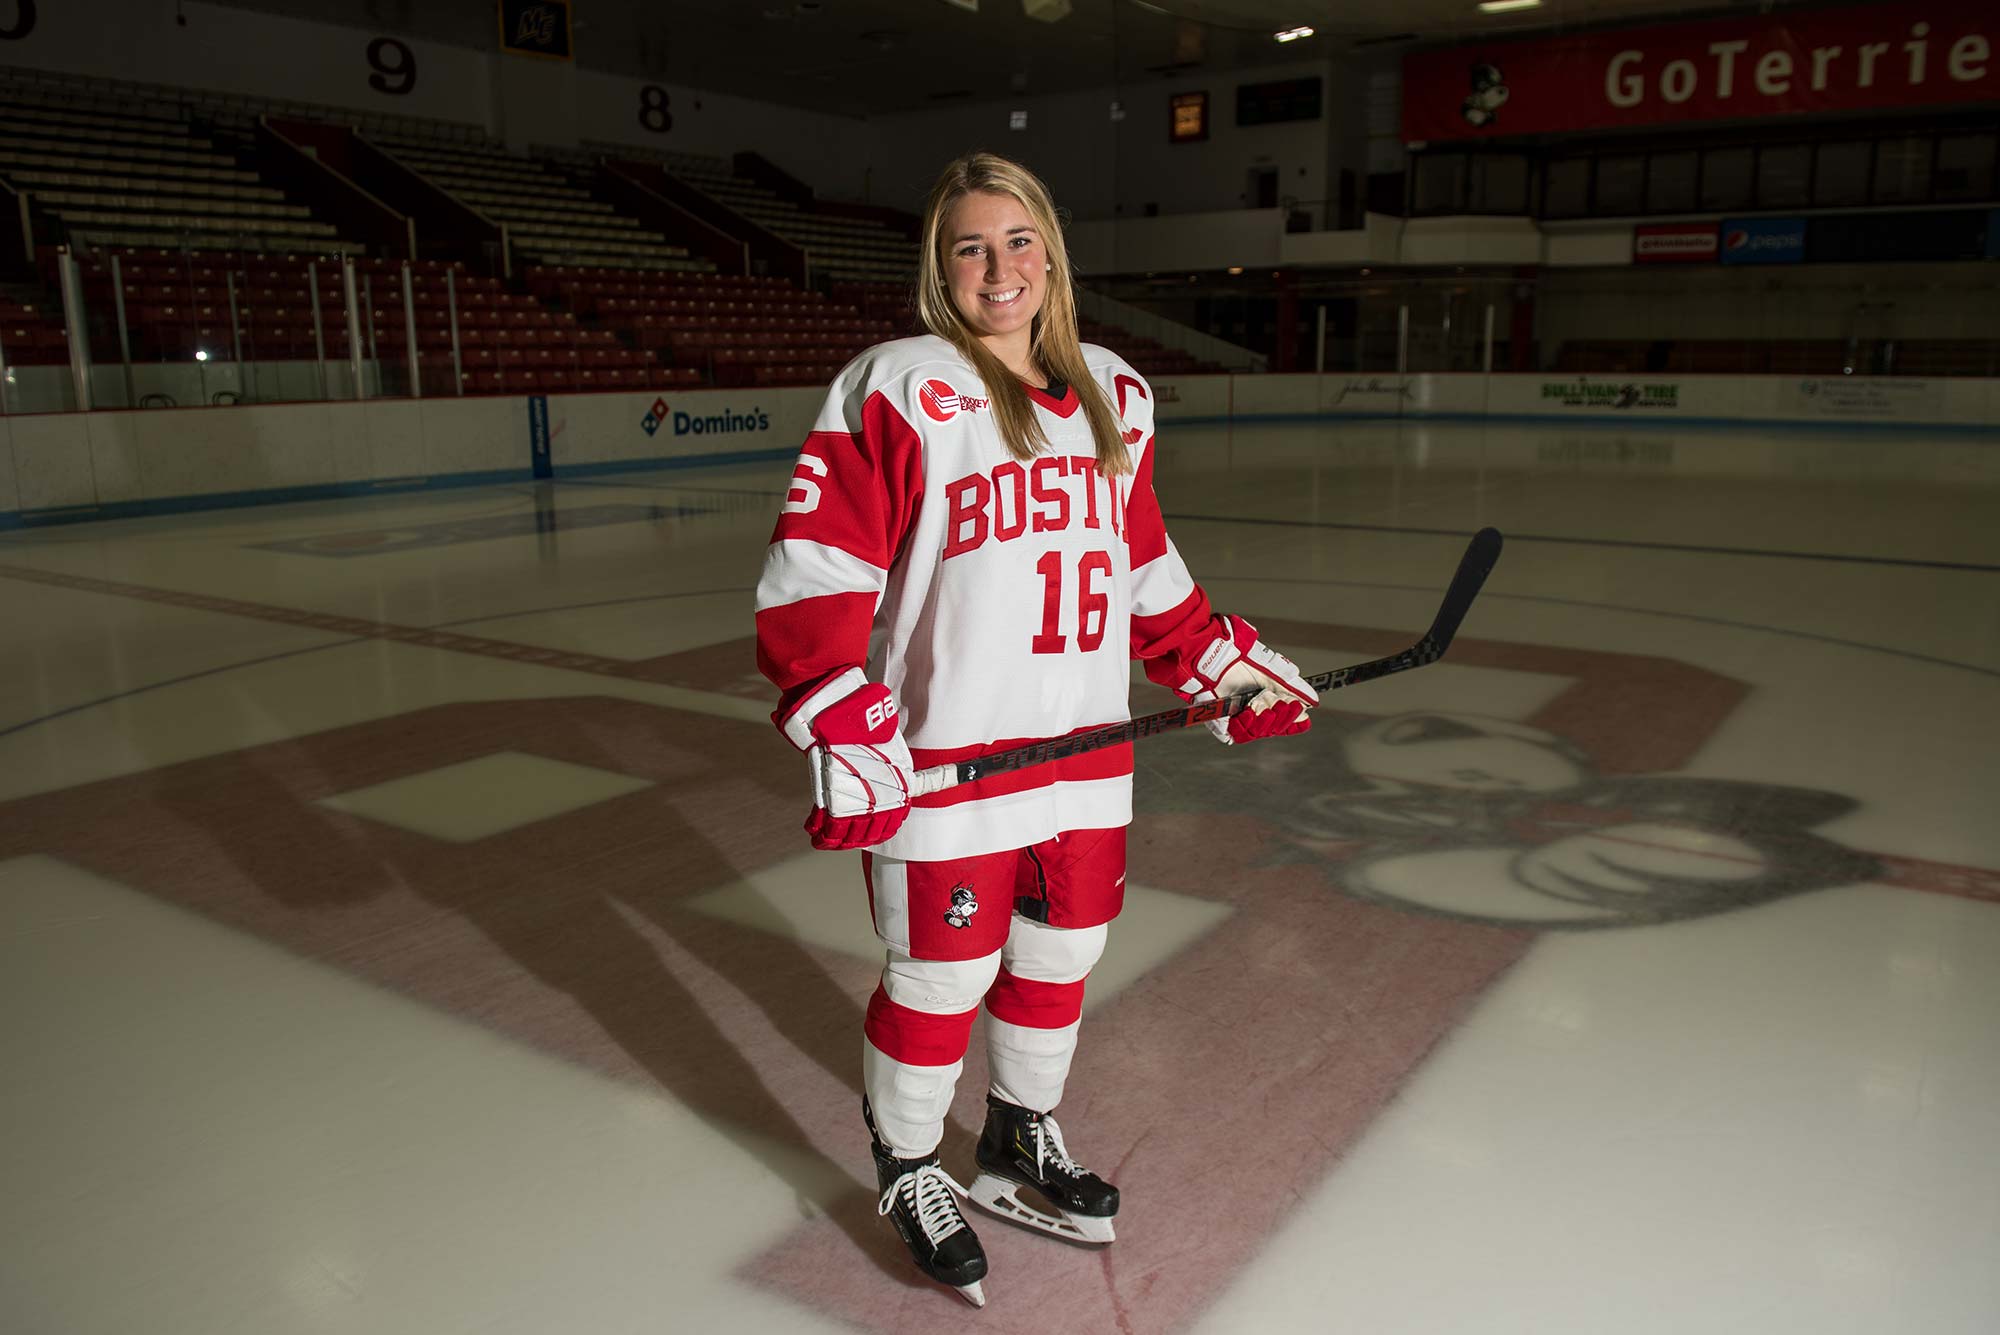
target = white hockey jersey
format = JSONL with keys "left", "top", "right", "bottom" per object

{"left": 755, "top": 335, "right": 1223, "bottom": 861}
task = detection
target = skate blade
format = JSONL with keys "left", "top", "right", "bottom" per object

{"left": 955, "top": 1279, "right": 986, "bottom": 1308}
{"left": 967, "top": 1172, "right": 1116, "bottom": 1246}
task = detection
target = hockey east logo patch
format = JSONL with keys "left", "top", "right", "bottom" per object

{"left": 944, "top": 883, "right": 979, "bottom": 929}
{"left": 919, "top": 379, "right": 988, "bottom": 423}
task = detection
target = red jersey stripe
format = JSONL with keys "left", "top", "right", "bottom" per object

{"left": 755, "top": 590, "right": 879, "bottom": 704}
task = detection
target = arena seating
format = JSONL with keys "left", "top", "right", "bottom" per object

{"left": 3, "top": 64, "right": 491, "bottom": 150}
{"left": 0, "top": 82, "right": 358, "bottom": 255}
{"left": 661, "top": 153, "right": 919, "bottom": 286}
{"left": 834, "top": 280, "right": 919, "bottom": 333}
{"left": 1079, "top": 321, "right": 1218, "bottom": 376}
{"left": 369, "top": 132, "right": 711, "bottom": 274}
{"left": 0, "top": 294, "right": 69, "bottom": 366}
{"left": 72, "top": 250, "right": 694, "bottom": 395}
{"left": 526, "top": 266, "right": 894, "bottom": 387}
{"left": 0, "top": 69, "right": 1225, "bottom": 395}
{"left": 1891, "top": 339, "right": 2000, "bottom": 377}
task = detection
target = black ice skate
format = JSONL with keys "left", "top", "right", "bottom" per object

{"left": 967, "top": 1094, "right": 1120, "bottom": 1245}
{"left": 866, "top": 1101, "right": 988, "bottom": 1308}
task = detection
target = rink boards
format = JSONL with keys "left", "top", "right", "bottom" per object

{"left": 1, "top": 371, "right": 1996, "bottom": 525}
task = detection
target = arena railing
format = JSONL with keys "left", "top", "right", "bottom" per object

{"left": 10, "top": 237, "right": 570, "bottom": 413}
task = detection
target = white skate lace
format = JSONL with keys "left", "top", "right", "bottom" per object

{"left": 1033, "top": 1114, "right": 1087, "bottom": 1179}
{"left": 878, "top": 1162, "right": 971, "bottom": 1243}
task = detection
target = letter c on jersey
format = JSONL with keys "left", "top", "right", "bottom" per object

{"left": 1114, "top": 373, "right": 1148, "bottom": 446}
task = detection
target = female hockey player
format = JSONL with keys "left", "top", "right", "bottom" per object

{"left": 754, "top": 152, "right": 1318, "bottom": 1307}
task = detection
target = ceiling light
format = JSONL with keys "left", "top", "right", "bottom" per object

{"left": 1476, "top": 0, "right": 1541, "bottom": 12}
{"left": 1274, "top": 25, "right": 1314, "bottom": 43}
{"left": 1227, "top": 266, "right": 1244, "bottom": 275}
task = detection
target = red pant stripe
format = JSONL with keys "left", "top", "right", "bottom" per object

{"left": 985, "top": 968, "right": 1086, "bottom": 1030}
{"left": 863, "top": 984, "right": 978, "bottom": 1066}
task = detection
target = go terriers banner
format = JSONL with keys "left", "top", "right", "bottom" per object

{"left": 1403, "top": 1, "right": 1996, "bottom": 143}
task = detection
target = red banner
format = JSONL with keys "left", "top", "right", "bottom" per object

{"left": 1403, "top": 1, "right": 1997, "bottom": 143}
{"left": 1634, "top": 222, "right": 1719, "bottom": 263}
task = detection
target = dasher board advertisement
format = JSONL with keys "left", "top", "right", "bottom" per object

{"left": 1634, "top": 223, "right": 1719, "bottom": 263}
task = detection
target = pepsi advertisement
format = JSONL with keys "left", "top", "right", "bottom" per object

{"left": 1720, "top": 218, "right": 1806, "bottom": 265}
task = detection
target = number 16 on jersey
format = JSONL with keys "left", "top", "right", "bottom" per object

{"left": 1033, "top": 550, "right": 1113, "bottom": 654}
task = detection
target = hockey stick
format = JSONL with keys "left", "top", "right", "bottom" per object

{"left": 911, "top": 526, "right": 1505, "bottom": 798}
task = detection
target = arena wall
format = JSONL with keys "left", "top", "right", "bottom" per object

{"left": 0, "top": 4, "right": 1349, "bottom": 217}
{"left": 1535, "top": 261, "right": 2000, "bottom": 346}
{"left": 0, "top": 386, "right": 822, "bottom": 523}
{"left": 3, "top": 374, "right": 1993, "bottom": 528}
{"left": 1152, "top": 372, "right": 2000, "bottom": 430}
{"left": 867, "top": 57, "right": 1337, "bottom": 220}
{"left": 2, "top": 2, "right": 495, "bottom": 128}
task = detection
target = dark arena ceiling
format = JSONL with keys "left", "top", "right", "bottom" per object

{"left": 214, "top": 0, "right": 1783, "bottom": 117}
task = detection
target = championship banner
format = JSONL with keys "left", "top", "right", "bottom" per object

{"left": 1403, "top": 0, "right": 1997, "bottom": 143}
{"left": 499, "top": 0, "right": 572, "bottom": 61}
{"left": 1634, "top": 222, "right": 1718, "bottom": 263}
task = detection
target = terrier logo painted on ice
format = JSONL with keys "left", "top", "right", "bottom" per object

{"left": 1183, "top": 709, "right": 1899, "bottom": 929}
{"left": 944, "top": 883, "right": 979, "bottom": 929}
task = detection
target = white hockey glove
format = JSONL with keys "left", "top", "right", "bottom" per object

{"left": 776, "top": 667, "right": 914, "bottom": 850}
{"left": 1179, "top": 616, "right": 1319, "bottom": 745}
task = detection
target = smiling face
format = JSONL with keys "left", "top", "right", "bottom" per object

{"left": 941, "top": 189, "right": 1047, "bottom": 368}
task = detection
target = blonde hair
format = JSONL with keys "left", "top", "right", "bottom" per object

{"left": 914, "top": 153, "right": 1131, "bottom": 477}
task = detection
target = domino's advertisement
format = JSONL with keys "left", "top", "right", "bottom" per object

{"left": 537, "top": 387, "right": 821, "bottom": 473}
{"left": 1721, "top": 218, "right": 1806, "bottom": 265}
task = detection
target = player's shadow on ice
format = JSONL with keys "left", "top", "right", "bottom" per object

{"left": 129, "top": 692, "right": 911, "bottom": 1275}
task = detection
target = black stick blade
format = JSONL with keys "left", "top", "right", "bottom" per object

{"left": 1422, "top": 526, "right": 1503, "bottom": 657}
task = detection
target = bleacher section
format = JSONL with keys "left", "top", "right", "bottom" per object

{"left": 526, "top": 266, "right": 895, "bottom": 387}
{"left": 664, "top": 154, "right": 918, "bottom": 286}
{"left": 1895, "top": 340, "right": 2000, "bottom": 377}
{"left": 3, "top": 63, "right": 489, "bottom": 150}
{"left": 0, "top": 82, "right": 357, "bottom": 255}
{"left": 75, "top": 251, "right": 689, "bottom": 395}
{"left": 0, "top": 290, "right": 69, "bottom": 366}
{"left": 370, "top": 132, "right": 710, "bottom": 274}
{"left": 0, "top": 67, "right": 1224, "bottom": 396}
